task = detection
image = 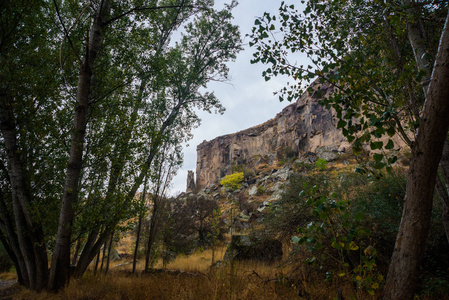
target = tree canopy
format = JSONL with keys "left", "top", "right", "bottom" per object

{"left": 0, "top": 0, "right": 241, "bottom": 291}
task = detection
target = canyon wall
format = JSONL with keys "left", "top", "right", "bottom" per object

{"left": 194, "top": 82, "right": 351, "bottom": 189}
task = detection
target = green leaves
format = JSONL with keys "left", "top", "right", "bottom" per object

{"left": 1, "top": 1, "right": 243, "bottom": 278}
{"left": 249, "top": 0, "right": 448, "bottom": 175}
{"left": 291, "top": 179, "right": 382, "bottom": 295}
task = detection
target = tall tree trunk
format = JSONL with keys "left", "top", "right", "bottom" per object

{"left": 74, "top": 226, "right": 112, "bottom": 277}
{"left": 71, "top": 239, "right": 82, "bottom": 266}
{"left": 100, "top": 239, "right": 107, "bottom": 273}
{"left": 132, "top": 214, "right": 143, "bottom": 274}
{"left": 73, "top": 227, "right": 100, "bottom": 278}
{"left": 145, "top": 198, "right": 161, "bottom": 272}
{"left": 402, "top": 0, "right": 433, "bottom": 93}
{"left": 94, "top": 247, "right": 101, "bottom": 274}
{"left": 0, "top": 191, "right": 28, "bottom": 286}
{"left": 0, "top": 102, "right": 48, "bottom": 291}
{"left": 384, "top": 11, "right": 449, "bottom": 300}
{"left": 133, "top": 183, "right": 148, "bottom": 274}
{"left": 105, "top": 231, "right": 114, "bottom": 275}
{"left": 49, "top": 1, "right": 111, "bottom": 291}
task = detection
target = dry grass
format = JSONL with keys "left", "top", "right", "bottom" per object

{"left": 0, "top": 270, "right": 17, "bottom": 281}
{"left": 12, "top": 247, "right": 387, "bottom": 300}
{"left": 110, "top": 245, "right": 228, "bottom": 273}
{"left": 15, "top": 262, "right": 301, "bottom": 300}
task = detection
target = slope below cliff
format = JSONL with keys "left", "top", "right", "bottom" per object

{"left": 193, "top": 82, "right": 350, "bottom": 190}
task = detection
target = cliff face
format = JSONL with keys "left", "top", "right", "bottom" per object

{"left": 195, "top": 82, "right": 350, "bottom": 189}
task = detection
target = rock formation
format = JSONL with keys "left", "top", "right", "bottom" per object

{"left": 194, "top": 81, "right": 350, "bottom": 190}
{"left": 186, "top": 170, "right": 196, "bottom": 193}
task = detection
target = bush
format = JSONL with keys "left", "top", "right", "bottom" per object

{"left": 314, "top": 158, "right": 328, "bottom": 170}
{"left": 292, "top": 185, "right": 383, "bottom": 296}
{"left": 231, "top": 165, "right": 255, "bottom": 180}
{"left": 220, "top": 172, "right": 244, "bottom": 190}
{"left": 262, "top": 172, "right": 331, "bottom": 241}
{"left": 258, "top": 166, "right": 449, "bottom": 297}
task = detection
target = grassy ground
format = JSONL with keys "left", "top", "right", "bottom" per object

{"left": 6, "top": 246, "right": 383, "bottom": 299}
{"left": 1, "top": 239, "right": 447, "bottom": 299}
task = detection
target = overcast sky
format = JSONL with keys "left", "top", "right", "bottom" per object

{"left": 169, "top": 0, "right": 307, "bottom": 195}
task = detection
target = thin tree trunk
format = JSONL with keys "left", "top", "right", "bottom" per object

{"left": 72, "top": 239, "right": 82, "bottom": 266}
{"left": 100, "top": 240, "right": 107, "bottom": 273}
{"left": 402, "top": 0, "right": 433, "bottom": 93}
{"left": 94, "top": 247, "right": 101, "bottom": 274}
{"left": 0, "top": 191, "right": 28, "bottom": 286}
{"left": 132, "top": 215, "right": 143, "bottom": 274}
{"left": 0, "top": 103, "right": 48, "bottom": 291}
{"left": 73, "top": 227, "right": 100, "bottom": 278}
{"left": 145, "top": 198, "right": 160, "bottom": 272}
{"left": 49, "top": 1, "right": 111, "bottom": 291}
{"left": 105, "top": 231, "right": 114, "bottom": 275}
{"left": 74, "top": 226, "right": 112, "bottom": 277}
{"left": 133, "top": 183, "right": 148, "bottom": 274}
{"left": 384, "top": 11, "right": 449, "bottom": 300}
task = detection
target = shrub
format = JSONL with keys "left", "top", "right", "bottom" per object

{"left": 262, "top": 172, "right": 331, "bottom": 241}
{"left": 292, "top": 185, "right": 382, "bottom": 297}
{"left": 220, "top": 172, "right": 244, "bottom": 190}
{"left": 231, "top": 164, "right": 255, "bottom": 179}
{"left": 314, "top": 158, "right": 328, "bottom": 170}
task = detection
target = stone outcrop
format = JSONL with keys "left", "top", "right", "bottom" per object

{"left": 195, "top": 82, "right": 350, "bottom": 189}
{"left": 186, "top": 170, "right": 196, "bottom": 193}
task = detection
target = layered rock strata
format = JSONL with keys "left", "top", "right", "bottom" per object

{"left": 194, "top": 82, "right": 350, "bottom": 189}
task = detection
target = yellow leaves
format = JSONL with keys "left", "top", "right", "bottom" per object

{"left": 349, "top": 241, "right": 359, "bottom": 251}
{"left": 364, "top": 246, "right": 374, "bottom": 256}
{"left": 220, "top": 172, "right": 244, "bottom": 190}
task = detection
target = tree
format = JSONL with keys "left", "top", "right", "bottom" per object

{"left": 162, "top": 194, "right": 220, "bottom": 255}
{"left": 0, "top": 0, "right": 241, "bottom": 292}
{"left": 250, "top": 0, "right": 449, "bottom": 298}
{"left": 0, "top": 0, "right": 61, "bottom": 290}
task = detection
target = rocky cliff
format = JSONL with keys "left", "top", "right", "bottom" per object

{"left": 194, "top": 82, "right": 351, "bottom": 190}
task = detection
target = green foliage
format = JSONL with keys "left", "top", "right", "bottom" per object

{"left": 0, "top": 0, "right": 243, "bottom": 286}
{"left": 292, "top": 184, "right": 383, "bottom": 296}
{"left": 314, "top": 158, "right": 328, "bottom": 171}
{"left": 260, "top": 164, "right": 448, "bottom": 296}
{"left": 220, "top": 172, "right": 244, "bottom": 190}
{"left": 262, "top": 172, "right": 330, "bottom": 241}
{"left": 249, "top": 0, "right": 446, "bottom": 160}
